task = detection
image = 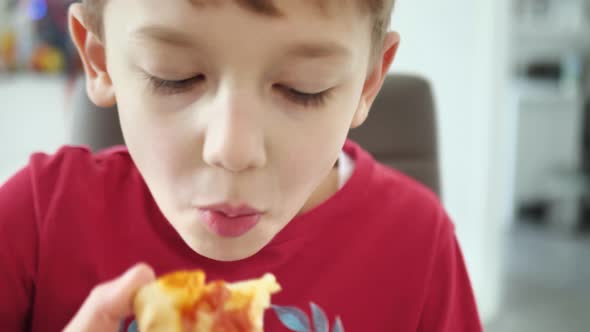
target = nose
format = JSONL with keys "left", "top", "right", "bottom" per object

{"left": 202, "top": 87, "right": 267, "bottom": 173}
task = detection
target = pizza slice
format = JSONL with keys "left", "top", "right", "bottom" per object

{"left": 133, "top": 270, "right": 281, "bottom": 332}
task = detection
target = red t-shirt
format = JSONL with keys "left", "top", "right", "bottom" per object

{"left": 0, "top": 140, "right": 482, "bottom": 332}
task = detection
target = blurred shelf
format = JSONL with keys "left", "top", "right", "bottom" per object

{"left": 512, "top": 79, "right": 582, "bottom": 104}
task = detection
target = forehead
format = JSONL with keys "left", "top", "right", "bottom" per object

{"left": 186, "top": 0, "right": 359, "bottom": 17}
{"left": 101, "top": 0, "right": 363, "bottom": 22}
{"left": 103, "top": 0, "right": 373, "bottom": 66}
{"left": 104, "top": 0, "right": 369, "bottom": 41}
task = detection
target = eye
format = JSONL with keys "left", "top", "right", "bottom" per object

{"left": 145, "top": 73, "right": 206, "bottom": 95}
{"left": 275, "top": 84, "right": 332, "bottom": 108}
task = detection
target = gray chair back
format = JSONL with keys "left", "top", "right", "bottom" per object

{"left": 68, "top": 78, "right": 123, "bottom": 151}
{"left": 348, "top": 74, "right": 440, "bottom": 195}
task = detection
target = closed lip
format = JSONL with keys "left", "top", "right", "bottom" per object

{"left": 197, "top": 203, "right": 263, "bottom": 218}
{"left": 196, "top": 203, "right": 264, "bottom": 238}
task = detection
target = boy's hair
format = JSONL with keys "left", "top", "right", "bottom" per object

{"left": 80, "top": 0, "right": 395, "bottom": 53}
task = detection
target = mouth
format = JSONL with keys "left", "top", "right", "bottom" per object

{"left": 196, "top": 204, "right": 264, "bottom": 238}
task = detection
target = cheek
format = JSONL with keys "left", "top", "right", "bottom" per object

{"left": 272, "top": 92, "right": 359, "bottom": 200}
{"left": 109, "top": 62, "right": 194, "bottom": 163}
{"left": 277, "top": 140, "right": 335, "bottom": 199}
{"left": 112, "top": 80, "right": 198, "bottom": 204}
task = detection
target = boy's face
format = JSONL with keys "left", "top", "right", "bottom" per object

{"left": 71, "top": 0, "right": 398, "bottom": 261}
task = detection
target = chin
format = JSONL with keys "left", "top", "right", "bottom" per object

{"left": 180, "top": 224, "right": 271, "bottom": 262}
{"left": 197, "top": 237, "right": 268, "bottom": 262}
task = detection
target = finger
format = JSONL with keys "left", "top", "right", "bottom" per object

{"left": 94, "top": 263, "right": 156, "bottom": 320}
{"left": 64, "top": 263, "right": 156, "bottom": 332}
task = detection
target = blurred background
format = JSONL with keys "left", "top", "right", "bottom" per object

{"left": 1, "top": 0, "right": 589, "bottom": 330}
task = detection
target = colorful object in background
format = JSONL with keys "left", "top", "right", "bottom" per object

{"left": 27, "top": 0, "right": 47, "bottom": 21}
{"left": 0, "top": 29, "right": 17, "bottom": 70}
{"left": 31, "top": 43, "right": 64, "bottom": 73}
{"left": 0, "top": 0, "right": 77, "bottom": 74}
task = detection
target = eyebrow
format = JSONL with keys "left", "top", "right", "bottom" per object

{"left": 286, "top": 41, "right": 351, "bottom": 59}
{"left": 131, "top": 26, "right": 198, "bottom": 48}
{"left": 132, "top": 25, "right": 351, "bottom": 59}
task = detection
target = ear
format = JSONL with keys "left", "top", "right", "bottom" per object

{"left": 351, "top": 32, "right": 400, "bottom": 128}
{"left": 68, "top": 3, "right": 116, "bottom": 108}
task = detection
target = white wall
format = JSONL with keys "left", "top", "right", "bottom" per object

{"left": 390, "top": 0, "right": 513, "bottom": 323}
{"left": 0, "top": 75, "right": 67, "bottom": 183}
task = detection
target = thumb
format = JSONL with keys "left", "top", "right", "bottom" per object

{"left": 64, "top": 263, "right": 156, "bottom": 332}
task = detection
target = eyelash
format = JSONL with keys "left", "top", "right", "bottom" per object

{"left": 146, "top": 74, "right": 206, "bottom": 95}
{"left": 276, "top": 85, "right": 331, "bottom": 108}
{"left": 145, "top": 73, "right": 331, "bottom": 108}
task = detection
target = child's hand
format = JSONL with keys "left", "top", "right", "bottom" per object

{"left": 63, "top": 263, "right": 155, "bottom": 332}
